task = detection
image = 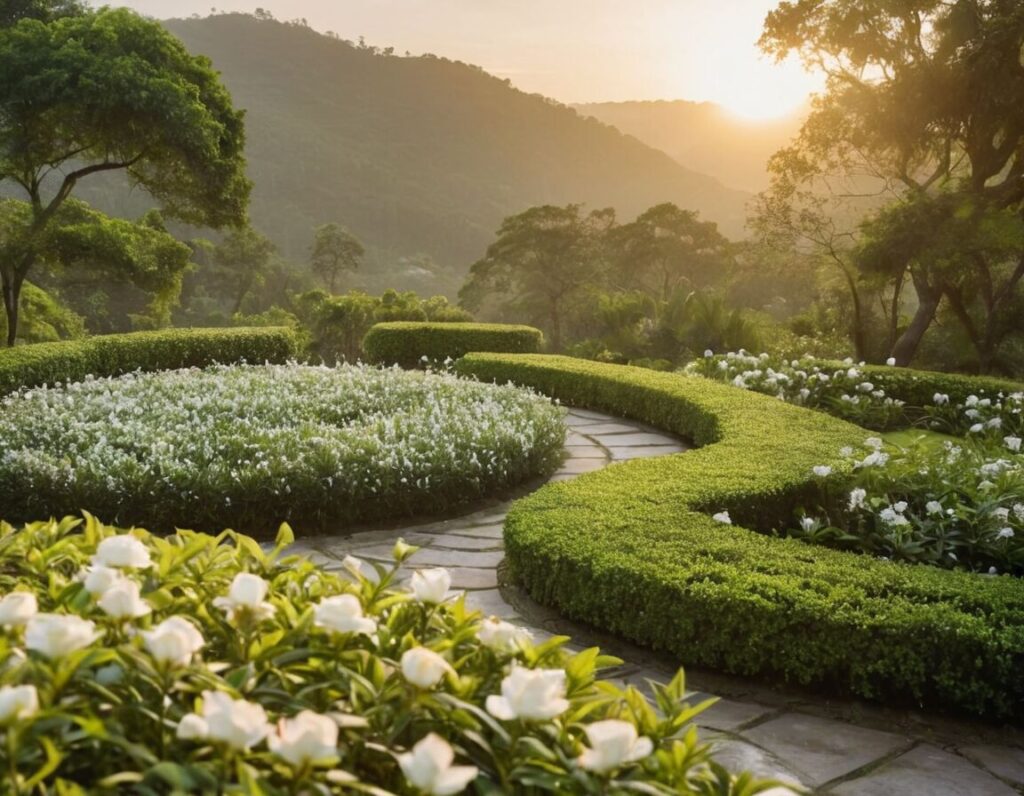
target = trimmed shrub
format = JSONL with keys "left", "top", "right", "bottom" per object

{"left": 846, "top": 362, "right": 1024, "bottom": 409}
{"left": 363, "top": 322, "right": 542, "bottom": 368}
{"left": 0, "top": 327, "right": 298, "bottom": 395}
{"left": 456, "top": 353, "right": 1024, "bottom": 720}
{"left": 0, "top": 515, "right": 776, "bottom": 793}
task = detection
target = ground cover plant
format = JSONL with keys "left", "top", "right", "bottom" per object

{"left": 0, "top": 515, "right": 780, "bottom": 794}
{"left": 0, "top": 363, "right": 565, "bottom": 534}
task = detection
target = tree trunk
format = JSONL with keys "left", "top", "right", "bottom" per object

{"left": 840, "top": 268, "right": 867, "bottom": 361}
{"left": 549, "top": 303, "right": 562, "bottom": 352}
{"left": 2, "top": 271, "right": 23, "bottom": 347}
{"left": 890, "top": 268, "right": 942, "bottom": 366}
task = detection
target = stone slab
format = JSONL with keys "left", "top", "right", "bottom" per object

{"left": 444, "top": 567, "right": 499, "bottom": 590}
{"left": 706, "top": 736, "right": 803, "bottom": 789}
{"left": 556, "top": 458, "right": 607, "bottom": 474}
{"left": 464, "top": 588, "right": 519, "bottom": 619}
{"left": 563, "top": 445, "right": 607, "bottom": 458}
{"left": 607, "top": 445, "right": 687, "bottom": 460}
{"left": 592, "top": 432, "right": 683, "bottom": 446}
{"left": 741, "top": 712, "right": 909, "bottom": 787}
{"left": 424, "top": 534, "right": 502, "bottom": 551}
{"left": 831, "top": 745, "right": 1018, "bottom": 796}
{"left": 569, "top": 422, "right": 645, "bottom": 434}
{"left": 694, "top": 698, "right": 777, "bottom": 732}
{"left": 443, "top": 524, "right": 504, "bottom": 539}
{"left": 957, "top": 745, "right": 1024, "bottom": 788}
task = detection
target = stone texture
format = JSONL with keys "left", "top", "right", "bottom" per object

{"left": 706, "top": 735, "right": 803, "bottom": 789}
{"left": 957, "top": 745, "right": 1024, "bottom": 788}
{"left": 607, "top": 444, "right": 688, "bottom": 460}
{"left": 443, "top": 567, "right": 498, "bottom": 590}
{"left": 830, "top": 745, "right": 1019, "bottom": 796}
{"left": 463, "top": 588, "right": 518, "bottom": 618}
{"left": 694, "top": 698, "right": 777, "bottom": 732}
{"left": 741, "top": 713, "right": 909, "bottom": 787}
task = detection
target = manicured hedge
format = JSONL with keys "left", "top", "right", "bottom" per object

{"left": 456, "top": 354, "right": 1024, "bottom": 720}
{"left": 363, "top": 322, "right": 543, "bottom": 368}
{"left": 827, "top": 360, "right": 1024, "bottom": 408}
{"left": 0, "top": 327, "right": 298, "bottom": 395}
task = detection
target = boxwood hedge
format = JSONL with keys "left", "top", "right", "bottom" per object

{"left": 824, "top": 360, "right": 1024, "bottom": 408}
{"left": 363, "top": 322, "right": 542, "bottom": 368}
{"left": 0, "top": 327, "right": 298, "bottom": 395}
{"left": 455, "top": 353, "right": 1024, "bottom": 720}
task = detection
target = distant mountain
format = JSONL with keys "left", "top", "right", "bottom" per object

{"left": 75, "top": 14, "right": 752, "bottom": 296}
{"left": 573, "top": 100, "right": 804, "bottom": 193}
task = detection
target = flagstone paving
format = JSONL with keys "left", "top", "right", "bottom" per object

{"left": 290, "top": 408, "right": 1024, "bottom": 795}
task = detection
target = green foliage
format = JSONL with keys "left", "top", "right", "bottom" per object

{"left": 364, "top": 322, "right": 543, "bottom": 369}
{"left": 0, "top": 282, "right": 85, "bottom": 344}
{"left": 0, "top": 364, "right": 565, "bottom": 534}
{"left": 0, "top": 515, "right": 778, "bottom": 793}
{"left": 208, "top": 226, "right": 277, "bottom": 316}
{"left": 0, "top": 327, "right": 297, "bottom": 396}
{"left": 310, "top": 223, "right": 364, "bottom": 293}
{"left": 455, "top": 353, "right": 1024, "bottom": 719}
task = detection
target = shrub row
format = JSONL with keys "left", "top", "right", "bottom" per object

{"left": 363, "top": 322, "right": 542, "bottom": 368}
{"left": 826, "top": 360, "right": 1024, "bottom": 408}
{"left": 455, "top": 354, "right": 1024, "bottom": 720}
{"left": 0, "top": 327, "right": 298, "bottom": 395}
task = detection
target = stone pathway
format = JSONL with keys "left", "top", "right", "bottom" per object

{"left": 291, "top": 408, "right": 1024, "bottom": 796}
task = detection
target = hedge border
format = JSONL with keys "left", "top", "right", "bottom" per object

{"left": 363, "top": 322, "right": 542, "bottom": 369}
{"left": 0, "top": 327, "right": 298, "bottom": 395}
{"left": 455, "top": 353, "right": 1024, "bottom": 720}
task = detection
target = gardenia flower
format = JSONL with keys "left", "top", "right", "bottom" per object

{"left": 712, "top": 511, "right": 732, "bottom": 525}
{"left": 0, "top": 592, "right": 37, "bottom": 627}
{"left": 926, "top": 501, "right": 944, "bottom": 516}
{"left": 268, "top": 710, "right": 339, "bottom": 767}
{"left": 93, "top": 535, "right": 151, "bottom": 569}
{"left": 848, "top": 488, "right": 867, "bottom": 510}
{"left": 812, "top": 465, "right": 832, "bottom": 477}
{"left": 1006, "top": 436, "right": 1022, "bottom": 453}
{"left": 879, "top": 508, "right": 910, "bottom": 527}
{"left": 398, "top": 733, "right": 478, "bottom": 796}
{"left": 477, "top": 617, "right": 532, "bottom": 651}
{"left": 80, "top": 565, "right": 123, "bottom": 596}
{"left": 0, "top": 684, "right": 38, "bottom": 724}
{"left": 410, "top": 568, "right": 453, "bottom": 604}
{"left": 314, "top": 594, "right": 377, "bottom": 636}
{"left": 577, "top": 719, "right": 653, "bottom": 773}
{"left": 886, "top": 357, "right": 896, "bottom": 366}
{"left": 142, "top": 616, "right": 205, "bottom": 667}
{"left": 997, "top": 527, "right": 1015, "bottom": 540}
{"left": 799, "top": 517, "right": 816, "bottom": 532}
{"left": 213, "top": 573, "right": 275, "bottom": 622}
{"left": 933, "top": 393, "right": 949, "bottom": 405}
{"left": 486, "top": 666, "right": 569, "bottom": 721}
{"left": 98, "top": 579, "right": 151, "bottom": 620}
{"left": 178, "top": 691, "right": 271, "bottom": 751}
{"left": 25, "top": 614, "right": 100, "bottom": 659}
{"left": 893, "top": 501, "right": 908, "bottom": 513}
{"left": 401, "top": 647, "right": 453, "bottom": 689}
{"left": 969, "top": 423, "right": 984, "bottom": 434}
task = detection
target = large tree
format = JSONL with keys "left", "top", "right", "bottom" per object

{"left": 310, "top": 223, "right": 364, "bottom": 294}
{"left": 210, "top": 226, "right": 276, "bottom": 316}
{"left": 459, "top": 205, "right": 614, "bottom": 351}
{"left": 759, "top": 0, "right": 1024, "bottom": 366}
{"left": 0, "top": 6, "right": 249, "bottom": 344}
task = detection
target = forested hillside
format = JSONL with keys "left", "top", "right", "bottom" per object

{"left": 73, "top": 14, "right": 749, "bottom": 295}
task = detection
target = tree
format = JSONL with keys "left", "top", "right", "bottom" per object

{"left": 0, "top": 6, "right": 249, "bottom": 344}
{"left": 608, "top": 203, "right": 732, "bottom": 302}
{"left": 0, "top": 0, "right": 84, "bottom": 27}
{"left": 310, "top": 223, "right": 364, "bottom": 293}
{"left": 459, "top": 205, "right": 614, "bottom": 351}
{"left": 210, "top": 227, "right": 276, "bottom": 316}
{"left": 759, "top": 0, "right": 1024, "bottom": 366}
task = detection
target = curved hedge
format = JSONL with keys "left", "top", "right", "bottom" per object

{"left": 455, "top": 354, "right": 1024, "bottom": 720}
{"left": 363, "top": 322, "right": 542, "bottom": 368}
{"left": 0, "top": 327, "right": 298, "bottom": 395}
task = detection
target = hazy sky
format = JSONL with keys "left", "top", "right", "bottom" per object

{"left": 104, "top": 0, "right": 821, "bottom": 119}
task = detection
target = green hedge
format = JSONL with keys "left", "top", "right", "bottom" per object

{"left": 0, "top": 327, "right": 298, "bottom": 395}
{"left": 828, "top": 361, "right": 1024, "bottom": 408}
{"left": 456, "top": 354, "right": 1024, "bottom": 720}
{"left": 363, "top": 322, "right": 542, "bottom": 368}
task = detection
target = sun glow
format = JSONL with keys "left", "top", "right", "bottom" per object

{"left": 712, "top": 54, "right": 821, "bottom": 122}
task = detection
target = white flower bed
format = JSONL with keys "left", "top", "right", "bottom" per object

{"left": 0, "top": 364, "right": 566, "bottom": 533}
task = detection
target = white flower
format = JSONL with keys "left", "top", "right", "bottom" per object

{"left": 486, "top": 666, "right": 569, "bottom": 721}
{"left": 98, "top": 579, "right": 151, "bottom": 620}
{"left": 477, "top": 617, "right": 532, "bottom": 652}
{"left": 213, "top": 573, "right": 275, "bottom": 622}
{"left": 848, "top": 488, "right": 867, "bottom": 510}
{"left": 879, "top": 508, "right": 909, "bottom": 527}
{"left": 176, "top": 712, "right": 209, "bottom": 740}
{"left": 865, "top": 437, "right": 884, "bottom": 451}
{"left": 143, "top": 617, "right": 205, "bottom": 667}
{"left": 401, "top": 647, "right": 453, "bottom": 689}
{"left": 314, "top": 594, "right": 377, "bottom": 636}
{"left": 997, "top": 527, "right": 1015, "bottom": 540}
{"left": 398, "top": 733, "right": 478, "bottom": 796}
{"left": 812, "top": 465, "right": 832, "bottom": 478}
{"left": 409, "top": 568, "right": 453, "bottom": 604}
{"left": 712, "top": 511, "right": 732, "bottom": 525}
{"left": 893, "top": 501, "right": 908, "bottom": 514}
{"left": 25, "top": 614, "right": 100, "bottom": 659}
{"left": 926, "top": 501, "right": 944, "bottom": 516}
{"left": 703, "top": 349, "right": 713, "bottom": 358}
{"left": 0, "top": 685, "right": 39, "bottom": 724}
{"left": 342, "top": 555, "right": 366, "bottom": 578}
{"left": 0, "top": 592, "right": 37, "bottom": 627}
{"left": 577, "top": 719, "right": 653, "bottom": 773}
{"left": 966, "top": 395, "right": 979, "bottom": 407}
{"left": 80, "top": 565, "right": 123, "bottom": 596}
{"left": 93, "top": 535, "right": 151, "bottom": 569}
{"left": 886, "top": 357, "right": 896, "bottom": 366}
{"left": 268, "top": 710, "right": 339, "bottom": 767}
{"left": 933, "top": 393, "right": 949, "bottom": 405}
{"left": 969, "top": 423, "right": 984, "bottom": 434}
{"left": 199, "top": 691, "right": 271, "bottom": 751}
{"left": 799, "top": 517, "right": 816, "bottom": 532}
{"left": 1005, "top": 436, "right": 1022, "bottom": 453}
{"left": 987, "top": 417, "right": 1003, "bottom": 429}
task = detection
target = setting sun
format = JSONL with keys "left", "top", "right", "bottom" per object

{"left": 713, "top": 54, "right": 820, "bottom": 121}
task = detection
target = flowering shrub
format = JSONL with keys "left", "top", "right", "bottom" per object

{"left": 0, "top": 515, "right": 780, "bottom": 794}
{"left": 789, "top": 436, "right": 1024, "bottom": 574}
{"left": 0, "top": 363, "right": 565, "bottom": 535}
{"left": 687, "top": 351, "right": 1024, "bottom": 435}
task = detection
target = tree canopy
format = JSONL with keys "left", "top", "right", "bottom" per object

{"left": 310, "top": 223, "right": 364, "bottom": 294}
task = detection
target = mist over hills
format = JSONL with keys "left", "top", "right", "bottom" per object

{"left": 574, "top": 100, "right": 803, "bottom": 193}
{"left": 73, "top": 14, "right": 751, "bottom": 295}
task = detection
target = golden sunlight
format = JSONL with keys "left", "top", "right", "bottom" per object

{"left": 709, "top": 54, "right": 820, "bottom": 122}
